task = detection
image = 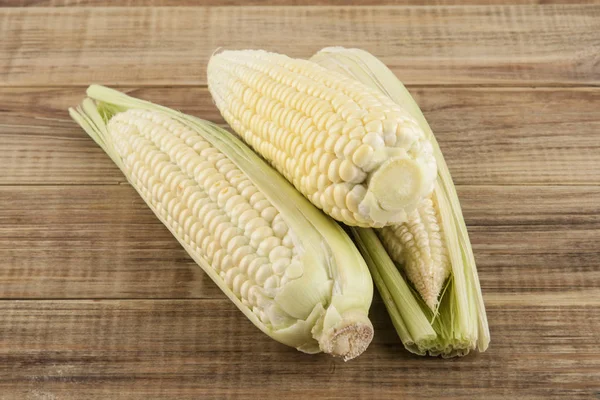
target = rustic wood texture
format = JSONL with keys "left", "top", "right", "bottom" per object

{"left": 2, "top": 184, "right": 599, "bottom": 300}
{"left": 5, "top": 0, "right": 600, "bottom": 6}
{"left": 2, "top": 87, "right": 599, "bottom": 185}
{"left": 0, "top": 300, "right": 598, "bottom": 400}
{"left": 1, "top": 2, "right": 599, "bottom": 399}
{"left": 1, "top": 5, "right": 599, "bottom": 86}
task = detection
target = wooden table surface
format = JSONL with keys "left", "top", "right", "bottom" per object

{"left": 1, "top": 1, "right": 599, "bottom": 399}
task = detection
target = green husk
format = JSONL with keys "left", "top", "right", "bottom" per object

{"left": 312, "top": 47, "right": 490, "bottom": 356}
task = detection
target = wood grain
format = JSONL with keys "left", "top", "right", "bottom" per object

{"left": 1, "top": 87, "right": 599, "bottom": 186}
{"left": 1, "top": 184, "right": 599, "bottom": 299}
{"left": 0, "top": 300, "right": 598, "bottom": 400}
{"left": 5, "top": 0, "right": 600, "bottom": 6}
{"left": 1, "top": 2, "right": 599, "bottom": 398}
{"left": 1, "top": 5, "right": 599, "bottom": 86}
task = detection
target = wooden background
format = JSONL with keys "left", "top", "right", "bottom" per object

{"left": 1, "top": 1, "right": 599, "bottom": 399}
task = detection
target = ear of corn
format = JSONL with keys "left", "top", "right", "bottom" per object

{"left": 311, "top": 47, "right": 489, "bottom": 356}
{"left": 378, "top": 193, "right": 450, "bottom": 310}
{"left": 310, "top": 48, "right": 452, "bottom": 310}
{"left": 69, "top": 85, "right": 374, "bottom": 360}
{"left": 207, "top": 50, "right": 437, "bottom": 228}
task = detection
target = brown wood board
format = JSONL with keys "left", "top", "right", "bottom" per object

{"left": 1, "top": 87, "right": 599, "bottom": 185}
{"left": 1, "top": 3, "right": 599, "bottom": 399}
{"left": 1, "top": 5, "right": 599, "bottom": 86}
{"left": 4, "top": 0, "right": 600, "bottom": 7}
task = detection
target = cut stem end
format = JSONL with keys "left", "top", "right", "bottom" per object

{"left": 316, "top": 311, "right": 374, "bottom": 361}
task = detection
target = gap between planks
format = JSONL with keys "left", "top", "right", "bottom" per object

{"left": 1, "top": 183, "right": 598, "bottom": 187}
{"left": 2, "top": 84, "right": 600, "bottom": 89}
{"left": 0, "top": 293, "right": 597, "bottom": 305}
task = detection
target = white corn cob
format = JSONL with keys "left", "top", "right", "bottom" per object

{"left": 312, "top": 47, "right": 489, "bottom": 357}
{"left": 69, "top": 85, "right": 374, "bottom": 360}
{"left": 378, "top": 195, "right": 450, "bottom": 310}
{"left": 208, "top": 49, "right": 437, "bottom": 228}
{"left": 308, "top": 47, "right": 450, "bottom": 309}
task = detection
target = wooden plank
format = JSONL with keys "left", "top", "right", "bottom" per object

{"left": 4, "top": 184, "right": 599, "bottom": 227}
{"left": 0, "top": 299, "right": 597, "bottom": 399}
{"left": 1, "top": 6, "right": 599, "bottom": 86}
{"left": 0, "top": 184, "right": 217, "bottom": 299}
{"left": 1, "top": 86, "right": 599, "bottom": 185}
{"left": 0, "top": 184, "right": 599, "bottom": 299}
{"left": 4, "top": 0, "right": 600, "bottom": 6}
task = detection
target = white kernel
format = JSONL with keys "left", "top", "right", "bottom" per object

{"left": 238, "top": 209, "right": 260, "bottom": 227}
{"left": 212, "top": 248, "right": 226, "bottom": 272}
{"left": 238, "top": 253, "right": 257, "bottom": 274}
{"left": 346, "top": 185, "right": 367, "bottom": 214}
{"left": 225, "top": 267, "right": 240, "bottom": 287}
{"left": 333, "top": 184, "right": 350, "bottom": 210}
{"left": 324, "top": 134, "right": 341, "bottom": 152}
{"left": 330, "top": 207, "right": 343, "bottom": 222}
{"left": 253, "top": 199, "right": 271, "bottom": 213}
{"left": 333, "top": 135, "right": 350, "bottom": 157}
{"left": 318, "top": 152, "right": 336, "bottom": 174}
{"left": 206, "top": 241, "right": 220, "bottom": 260}
{"left": 339, "top": 159, "right": 364, "bottom": 183}
{"left": 316, "top": 174, "right": 329, "bottom": 191}
{"left": 195, "top": 228, "right": 209, "bottom": 247}
{"left": 230, "top": 202, "right": 250, "bottom": 225}
{"left": 352, "top": 144, "right": 374, "bottom": 169}
{"left": 255, "top": 264, "right": 273, "bottom": 286}
{"left": 364, "top": 119, "right": 383, "bottom": 133}
{"left": 272, "top": 258, "right": 289, "bottom": 275}
{"left": 216, "top": 186, "right": 237, "bottom": 208}
{"left": 208, "top": 214, "right": 228, "bottom": 233}
{"left": 232, "top": 274, "right": 246, "bottom": 296}
{"left": 250, "top": 226, "right": 275, "bottom": 247}
{"left": 340, "top": 209, "right": 355, "bottom": 224}
{"left": 382, "top": 119, "right": 397, "bottom": 136}
{"left": 240, "top": 280, "right": 252, "bottom": 301}
{"left": 272, "top": 220, "right": 288, "bottom": 238}
{"left": 207, "top": 180, "right": 228, "bottom": 200}
{"left": 269, "top": 246, "right": 292, "bottom": 262}
{"left": 260, "top": 206, "right": 278, "bottom": 223}
{"left": 213, "top": 221, "right": 231, "bottom": 242}
{"left": 282, "top": 233, "right": 295, "bottom": 248}
{"left": 240, "top": 185, "right": 258, "bottom": 199}
{"left": 248, "top": 257, "right": 269, "bottom": 279}
{"left": 224, "top": 194, "right": 245, "bottom": 214}
{"left": 232, "top": 245, "right": 254, "bottom": 266}
{"left": 263, "top": 275, "right": 280, "bottom": 290}
{"left": 226, "top": 235, "right": 249, "bottom": 253}
{"left": 244, "top": 217, "right": 269, "bottom": 234}
{"left": 348, "top": 125, "right": 366, "bottom": 139}
{"left": 396, "top": 124, "right": 419, "bottom": 149}
{"left": 362, "top": 132, "right": 385, "bottom": 149}
{"left": 204, "top": 172, "right": 225, "bottom": 189}
{"left": 249, "top": 192, "right": 266, "bottom": 207}
{"left": 343, "top": 139, "right": 362, "bottom": 159}
{"left": 327, "top": 159, "right": 342, "bottom": 182}
{"left": 257, "top": 237, "right": 282, "bottom": 257}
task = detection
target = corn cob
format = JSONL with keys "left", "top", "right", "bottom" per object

{"left": 378, "top": 195, "right": 450, "bottom": 310}
{"left": 311, "top": 47, "right": 489, "bottom": 357}
{"left": 207, "top": 50, "right": 437, "bottom": 228}
{"left": 69, "top": 85, "right": 374, "bottom": 360}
